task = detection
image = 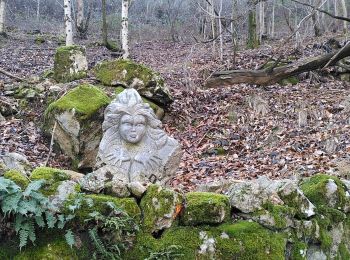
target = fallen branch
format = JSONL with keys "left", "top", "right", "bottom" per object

{"left": 205, "top": 43, "right": 350, "bottom": 87}
{"left": 0, "top": 68, "right": 26, "bottom": 82}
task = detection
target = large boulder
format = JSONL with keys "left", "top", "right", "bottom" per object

{"left": 44, "top": 84, "right": 111, "bottom": 169}
{"left": 94, "top": 59, "right": 173, "bottom": 106}
{"left": 140, "top": 184, "right": 183, "bottom": 233}
{"left": 0, "top": 152, "right": 32, "bottom": 176}
{"left": 53, "top": 45, "right": 88, "bottom": 83}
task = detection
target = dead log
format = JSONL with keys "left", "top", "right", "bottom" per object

{"left": 205, "top": 43, "right": 350, "bottom": 88}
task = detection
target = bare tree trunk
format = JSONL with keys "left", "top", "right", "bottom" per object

{"left": 218, "top": 0, "right": 223, "bottom": 62}
{"left": 333, "top": 0, "right": 338, "bottom": 32}
{"left": 121, "top": 0, "right": 129, "bottom": 59}
{"left": 76, "top": 0, "right": 84, "bottom": 34}
{"left": 312, "top": 0, "right": 322, "bottom": 36}
{"left": 64, "top": 0, "right": 74, "bottom": 46}
{"left": 0, "top": 0, "right": 5, "bottom": 36}
{"left": 102, "top": 0, "right": 108, "bottom": 46}
{"left": 36, "top": 0, "right": 40, "bottom": 23}
{"left": 258, "top": 0, "right": 265, "bottom": 43}
{"left": 271, "top": 0, "right": 275, "bottom": 38}
{"left": 247, "top": 1, "right": 258, "bottom": 49}
{"left": 210, "top": 0, "right": 216, "bottom": 54}
{"left": 340, "top": 0, "right": 348, "bottom": 34}
{"left": 231, "top": 0, "right": 238, "bottom": 60}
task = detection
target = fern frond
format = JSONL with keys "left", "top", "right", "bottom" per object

{"left": 27, "top": 219, "right": 36, "bottom": 243}
{"left": 88, "top": 228, "right": 112, "bottom": 259}
{"left": 1, "top": 193, "right": 22, "bottom": 215}
{"left": 23, "top": 180, "right": 45, "bottom": 197}
{"left": 46, "top": 212, "right": 57, "bottom": 228}
{"left": 19, "top": 228, "right": 29, "bottom": 250}
{"left": 35, "top": 216, "right": 45, "bottom": 227}
{"left": 65, "top": 229, "right": 75, "bottom": 248}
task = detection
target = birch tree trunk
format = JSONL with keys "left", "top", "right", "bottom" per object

{"left": 0, "top": 0, "right": 5, "bottom": 36}
{"left": 121, "top": 0, "right": 129, "bottom": 59}
{"left": 64, "top": 0, "right": 74, "bottom": 46}
{"left": 36, "top": 0, "right": 40, "bottom": 23}
{"left": 218, "top": 0, "right": 223, "bottom": 62}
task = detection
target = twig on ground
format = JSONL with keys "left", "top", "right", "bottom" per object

{"left": 44, "top": 121, "right": 57, "bottom": 167}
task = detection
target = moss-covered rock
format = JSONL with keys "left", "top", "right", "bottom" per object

{"left": 140, "top": 184, "right": 183, "bottom": 233}
{"left": 30, "top": 167, "right": 70, "bottom": 196}
{"left": 301, "top": 174, "right": 347, "bottom": 210}
{"left": 66, "top": 194, "right": 141, "bottom": 224}
{"left": 94, "top": 59, "right": 173, "bottom": 106}
{"left": 290, "top": 241, "right": 307, "bottom": 260}
{"left": 126, "top": 221, "right": 286, "bottom": 260}
{"left": 181, "top": 192, "right": 231, "bottom": 226}
{"left": 53, "top": 45, "right": 88, "bottom": 83}
{"left": 0, "top": 235, "right": 88, "bottom": 260}
{"left": 3, "top": 169, "right": 29, "bottom": 189}
{"left": 217, "top": 221, "right": 286, "bottom": 259}
{"left": 44, "top": 84, "right": 110, "bottom": 169}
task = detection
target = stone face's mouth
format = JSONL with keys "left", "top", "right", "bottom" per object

{"left": 129, "top": 133, "right": 137, "bottom": 138}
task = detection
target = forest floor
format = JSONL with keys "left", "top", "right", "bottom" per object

{"left": 1, "top": 32, "right": 350, "bottom": 191}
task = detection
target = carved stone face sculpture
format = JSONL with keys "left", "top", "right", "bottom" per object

{"left": 80, "top": 88, "right": 182, "bottom": 194}
{"left": 119, "top": 114, "right": 147, "bottom": 144}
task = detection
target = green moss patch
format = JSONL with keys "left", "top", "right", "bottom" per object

{"left": 126, "top": 221, "right": 286, "bottom": 260}
{"left": 181, "top": 192, "right": 231, "bottom": 226}
{"left": 94, "top": 59, "right": 163, "bottom": 87}
{"left": 290, "top": 241, "right": 307, "bottom": 260}
{"left": 30, "top": 167, "right": 70, "bottom": 196}
{"left": 45, "top": 84, "right": 110, "bottom": 120}
{"left": 301, "top": 174, "right": 347, "bottom": 209}
{"left": 0, "top": 232, "right": 89, "bottom": 260}
{"left": 67, "top": 194, "right": 141, "bottom": 224}
{"left": 3, "top": 170, "right": 29, "bottom": 189}
{"left": 217, "top": 221, "right": 286, "bottom": 260}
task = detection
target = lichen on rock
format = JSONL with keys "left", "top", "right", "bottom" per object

{"left": 140, "top": 184, "right": 183, "bottom": 233}
{"left": 30, "top": 167, "right": 71, "bottom": 196}
{"left": 53, "top": 45, "right": 88, "bottom": 83}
